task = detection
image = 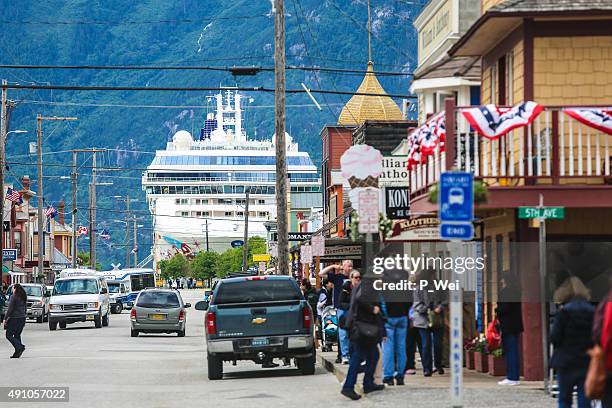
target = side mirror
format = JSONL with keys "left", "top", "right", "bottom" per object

{"left": 194, "top": 301, "right": 209, "bottom": 311}
{"left": 184, "top": 303, "right": 191, "bottom": 308}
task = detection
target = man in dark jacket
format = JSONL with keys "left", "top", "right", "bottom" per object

{"left": 550, "top": 277, "right": 595, "bottom": 408}
{"left": 496, "top": 274, "right": 524, "bottom": 385}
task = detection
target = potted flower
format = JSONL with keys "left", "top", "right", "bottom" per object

{"left": 428, "top": 180, "right": 489, "bottom": 205}
{"left": 464, "top": 338, "right": 476, "bottom": 370}
{"left": 488, "top": 347, "right": 506, "bottom": 376}
{"left": 473, "top": 334, "right": 489, "bottom": 373}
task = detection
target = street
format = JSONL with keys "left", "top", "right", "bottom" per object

{"left": 0, "top": 289, "right": 556, "bottom": 408}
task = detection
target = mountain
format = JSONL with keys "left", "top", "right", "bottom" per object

{"left": 0, "top": 0, "right": 423, "bottom": 268}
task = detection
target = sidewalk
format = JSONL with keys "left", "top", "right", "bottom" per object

{"left": 318, "top": 351, "right": 556, "bottom": 407}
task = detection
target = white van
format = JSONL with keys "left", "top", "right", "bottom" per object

{"left": 48, "top": 269, "right": 111, "bottom": 330}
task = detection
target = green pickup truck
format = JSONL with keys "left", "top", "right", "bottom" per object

{"left": 195, "top": 275, "right": 315, "bottom": 380}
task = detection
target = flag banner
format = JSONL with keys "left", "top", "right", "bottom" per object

{"left": 405, "top": 112, "right": 446, "bottom": 170}
{"left": 77, "top": 226, "right": 89, "bottom": 236}
{"left": 461, "top": 101, "right": 543, "bottom": 140}
{"left": 6, "top": 188, "right": 23, "bottom": 204}
{"left": 563, "top": 107, "right": 612, "bottom": 135}
{"left": 99, "top": 229, "right": 111, "bottom": 240}
{"left": 131, "top": 245, "right": 138, "bottom": 254}
{"left": 45, "top": 205, "right": 58, "bottom": 218}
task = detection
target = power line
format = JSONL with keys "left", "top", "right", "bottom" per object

{"left": 0, "top": 15, "right": 268, "bottom": 26}
{"left": 0, "top": 63, "right": 412, "bottom": 76}
{"left": 6, "top": 83, "right": 416, "bottom": 99}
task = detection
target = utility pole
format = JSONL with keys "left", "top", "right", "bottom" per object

{"left": 37, "top": 115, "right": 78, "bottom": 282}
{"left": 205, "top": 219, "right": 209, "bottom": 252}
{"left": 0, "top": 80, "right": 6, "bottom": 285}
{"left": 125, "top": 194, "right": 131, "bottom": 267}
{"left": 274, "top": 0, "right": 289, "bottom": 275}
{"left": 71, "top": 151, "right": 77, "bottom": 268}
{"left": 242, "top": 190, "right": 250, "bottom": 273}
{"left": 133, "top": 215, "right": 137, "bottom": 267}
{"left": 89, "top": 152, "right": 97, "bottom": 269}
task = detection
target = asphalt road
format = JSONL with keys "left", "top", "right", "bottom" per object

{"left": 0, "top": 289, "right": 340, "bottom": 408}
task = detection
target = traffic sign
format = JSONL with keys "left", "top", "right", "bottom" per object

{"left": 358, "top": 189, "right": 380, "bottom": 234}
{"left": 2, "top": 249, "right": 17, "bottom": 261}
{"left": 440, "top": 223, "right": 474, "bottom": 241}
{"left": 253, "top": 254, "right": 271, "bottom": 262}
{"left": 230, "top": 240, "right": 244, "bottom": 248}
{"left": 439, "top": 172, "right": 474, "bottom": 223}
{"left": 518, "top": 206, "right": 565, "bottom": 219}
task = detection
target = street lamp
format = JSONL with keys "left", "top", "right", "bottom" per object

{"left": 6, "top": 129, "right": 28, "bottom": 137}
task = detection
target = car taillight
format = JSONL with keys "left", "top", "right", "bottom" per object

{"left": 179, "top": 310, "right": 185, "bottom": 321}
{"left": 130, "top": 308, "right": 136, "bottom": 321}
{"left": 246, "top": 276, "right": 266, "bottom": 281}
{"left": 205, "top": 311, "right": 217, "bottom": 335}
{"left": 302, "top": 306, "right": 312, "bottom": 330}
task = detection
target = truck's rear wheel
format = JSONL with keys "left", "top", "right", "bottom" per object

{"left": 297, "top": 353, "right": 316, "bottom": 375}
{"left": 112, "top": 303, "right": 122, "bottom": 314}
{"left": 131, "top": 329, "right": 139, "bottom": 337}
{"left": 207, "top": 353, "right": 223, "bottom": 380}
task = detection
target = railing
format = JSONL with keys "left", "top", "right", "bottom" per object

{"left": 410, "top": 102, "right": 612, "bottom": 197}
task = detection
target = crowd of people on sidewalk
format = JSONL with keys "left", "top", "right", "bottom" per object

{"left": 301, "top": 260, "right": 612, "bottom": 405}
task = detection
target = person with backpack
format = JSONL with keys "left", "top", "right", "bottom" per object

{"left": 550, "top": 277, "right": 595, "bottom": 408}
{"left": 4, "top": 284, "right": 27, "bottom": 358}
{"left": 496, "top": 273, "right": 524, "bottom": 386}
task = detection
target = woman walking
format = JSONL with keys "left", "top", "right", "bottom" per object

{"left": 550, "top": 277, "right": 595, "bottom": 408}
{"left": 4, "top": 284, "right": 27, "bottom": 358}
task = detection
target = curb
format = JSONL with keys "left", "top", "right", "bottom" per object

{"left": 318, "top": 353, "right": 346, "bottom": 383}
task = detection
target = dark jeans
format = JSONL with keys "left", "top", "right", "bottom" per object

{"left": 418, "top": 327, "right": 444, "bottom": 374}
{"left": 502, "top": 334, "right": 520, "bottom": 381}
{"left": 417, "top": 328, "right": 432, "bottom": 374}
{"left": 557, "top": 368, "right": 590, "bottom": 408}
{"left": 406, "top": 326, "right": 422, "bottom": 370}
{"left": 431, "top": 327, "right": 444, "bottom": 371}
{"left": 343, "top": 341, "right": 379, "bottom": 391}
{"left": 5, "top": 317, "right": 26, "bottom": 353}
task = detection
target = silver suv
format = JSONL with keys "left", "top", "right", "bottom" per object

{"left": 8, "top": 283, "right": 50, "bottom": 323}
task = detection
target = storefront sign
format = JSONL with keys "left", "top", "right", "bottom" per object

{"left": 2, "top": 249, "right": 17, "bottom": 261}
{"left": 323, "top": 245, "right": 362, "bottom": 257}
{"left": 253, "top": 254, "right": 271, "bottom": 262}
{"left": 288, "top": 232, "right": 313, "bottom": 241}
{"left": 386, "top": 217, "right": 441, "bottom": 242}
{"left": 300, "top": 244, "right": 313, "bottom": 264}
{"left": 379, "top": 156, "right": 409, "bottom": 186}
{"left": 385, "top": 186, "right": 410, "bottom": 219}
{"left": 358, "top": 189, "right": 380, "bottom": 234}
{"left": 418, "top": 0, "right": 454, "bottom": 65}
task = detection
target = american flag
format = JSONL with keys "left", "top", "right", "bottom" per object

{"left": 6, "top": 188, "right": 23, "bottom": 204}
{"left": 45, "top": 205, "right": 58, "bottom": 218}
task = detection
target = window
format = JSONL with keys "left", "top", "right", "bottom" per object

{"left": 13, "top": 231, "right": 21, "bottom": 256}
{"left": 136, "top": 291, "right": 180, "bottom": 308}
{"left": 202, "top": 211, "right": 210, "bottom": 217}
{"left": 180, "top": 211, "right": 189, "bottom": 217}
{"left": 213, "top": 280, "right": 301, "bottom": 305}
{"left": 224, "top": 211, "right": 233, "bottom": 217}
{"left": 258, "top": 211, "right": 268, "bottom": 218}
{"left": 237, "top": 211, "right": 244, "bottom": 217}
{"left": 258, "top": 199, "right": 265, "bottom": 205}
{"left": 175, "top": 198, "right": 188, "bottom": 205}
{"left": 130, "top": 274, "right": 156, "bottom": 292}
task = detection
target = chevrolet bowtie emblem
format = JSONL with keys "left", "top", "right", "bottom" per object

{"left": 252, "top": 317, "right": 267, "bottom": 324}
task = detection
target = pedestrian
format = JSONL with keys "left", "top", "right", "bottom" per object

{"left": 301, "top": 278, "right": 320, "bottom": 346}
{"left": 382, "top": 269, "right": 410, "bottom": 385}
{"left": 317, "top": 278, "right": 334, "bottom": 351}
{"left": 319, "top": 260, "right": 353, "bottom": 363}
{"left": 340, "top": 275, "right": 386, "bottom": 400}
{"left": 590, "top": 283, "right": 612, "bottom": 407}
{"left": 413, "top": 269, "right": 441, "bottom": 376}
{"left": 550, "top": 277, "right": 595, "bottom": 408}
{"left": 496, "top": 273, "right": 523, "bottom": 386}
{"left": 0, "top": 285, "right": 7, "bottom": 323}
{"left": 4, "top": 283, "right": 27, "bottom": 358}
{"left": 405, "top": 305, "right": 422, "bottom": 375}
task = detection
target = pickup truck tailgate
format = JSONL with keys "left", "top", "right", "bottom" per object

{"left": 215, "top": 301, "right": 304, "bottom": 337}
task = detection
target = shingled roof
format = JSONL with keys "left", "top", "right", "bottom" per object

{"left": 413, "top": 56, "right": 481, "bottom": 81}
{"left": 489, "top": 0, "right": 612, "bottom": 13}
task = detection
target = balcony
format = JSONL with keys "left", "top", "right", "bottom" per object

{"left": 409, "top": 102, "right": 612, "bottom": 211}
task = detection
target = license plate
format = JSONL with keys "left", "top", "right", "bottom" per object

{"left": 86, "top": 315, "right": 94, "bottom": 321}
{"left": 149, "top": 314, "right": 167, "bottom": 321}
{"left": 252, "top": 337, "right": 269, "bottom": 347}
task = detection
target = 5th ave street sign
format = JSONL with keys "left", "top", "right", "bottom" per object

{"left": 518, "top": 206, "right": 565, "bottom": 219}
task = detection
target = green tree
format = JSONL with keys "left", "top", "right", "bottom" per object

{"left": 247, "top": 236, "right": 267, "bottom": 268}
{"left": 76, "top": 251, "right": 101, "bottom": 270}
{"left": 191, "top": 251, "right": 219, "bottom": 284}
{"left": 215, "top": 247, "right": 243, "bottom": 278}
{"left": 159, "top": 254, "right": 189, "bottom": 279}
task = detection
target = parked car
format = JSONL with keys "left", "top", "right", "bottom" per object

{"left": 48, "top": 269, "right": 111, "bottom": 330}
{"left": 8, "top": 283, "right": 50, "bottom": 323}
{"left": 130, "top": 288, "right": 190, "bottom": 337}
{"left": 195, "top": 275, "right": 315, "bottom": 380}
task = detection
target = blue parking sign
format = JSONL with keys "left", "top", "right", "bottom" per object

{"left": 439, "top": 172, "right": 474, "bottom": 222}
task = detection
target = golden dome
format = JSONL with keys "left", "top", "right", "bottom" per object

{"left": 337, "top": 62, "right": 403, "bottom": 126}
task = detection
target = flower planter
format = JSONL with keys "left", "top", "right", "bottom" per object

{"left": 488, "top": 354, "right": 507, "bottom": 376}
{"left": 474, "top": 352, "right": 489, "bottom": 373}
{"left": 465, "top": 351, "right": 475, "bottom": 370}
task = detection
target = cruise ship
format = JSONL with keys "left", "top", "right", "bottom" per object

{"left": 142, "top": 91, "right": 320, "bottom": 262}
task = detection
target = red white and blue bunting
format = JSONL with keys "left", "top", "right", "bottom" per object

{"left": 406, "top": 112, "right": 445, "bottom": 170}
{"left": 563, "top": 108, "right": 612, "bottom": 135}
{"left": 461, "top": 101, "right": 543, "bottom": 140}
